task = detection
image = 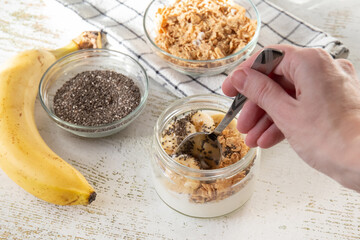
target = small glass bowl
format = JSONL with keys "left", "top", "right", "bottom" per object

{"left": 39, "top": 49, "right": 149, "bottom": 138}
{"left": 151, "top": 94, "right": 260, "bottom": 218}
{"left": 143, "top": 0, "right": 261, "bottom": 77}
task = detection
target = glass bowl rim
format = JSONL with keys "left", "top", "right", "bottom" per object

{"left": 154, "top": 93, "right": 258, "bottom": 178}
{"left": 38, "top": 48, "right": 149, "bottom": 131}
{"left": 143, "top": 0, "right": 261, "bottom": 64}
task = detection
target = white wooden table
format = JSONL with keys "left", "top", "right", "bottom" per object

{"left": 0, "top": 0, "right": 359, "bottom": 239}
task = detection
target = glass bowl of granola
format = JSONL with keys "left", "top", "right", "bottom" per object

{"left": 151, "top": 94, "right": 261, "bottom": 218}
{"left": 144, "top": 0, "right": 261, "bottom": 77}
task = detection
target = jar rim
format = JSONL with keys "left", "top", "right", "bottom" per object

{"left": 153, "top": 94, "right": 258, "bottom": 180}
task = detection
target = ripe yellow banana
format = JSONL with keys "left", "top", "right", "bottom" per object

{"left": 0, "top": 32, "right": 105, "bottom": 205}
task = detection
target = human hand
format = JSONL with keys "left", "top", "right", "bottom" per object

{"left": 222, "top": 45, "right": 360, "bottom": 191}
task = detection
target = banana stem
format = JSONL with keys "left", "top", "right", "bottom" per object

{"left": 50, "top": 41, "right": 80, "bottom": 60}
{"left": 49, "top": 31, "right": 106, "bottom": 60}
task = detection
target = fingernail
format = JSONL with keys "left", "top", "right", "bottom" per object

{"left": 230, "top": 68, "right": 248, "bottom": 92}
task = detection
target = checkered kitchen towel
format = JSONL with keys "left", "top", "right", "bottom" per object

{"left": 56, "top": 0, "right": 349, "bottom": 97}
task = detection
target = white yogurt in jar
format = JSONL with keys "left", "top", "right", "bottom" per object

{"left": 152, "top": 155, "right": 259, "bottom": 218}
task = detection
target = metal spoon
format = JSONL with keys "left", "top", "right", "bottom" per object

{"left": 175, "top": 48, "right": 284, "bottom": 165}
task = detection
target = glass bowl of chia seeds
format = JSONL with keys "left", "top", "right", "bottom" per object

{"left": 39, "top": 49, "right": 149, "bottom": 138}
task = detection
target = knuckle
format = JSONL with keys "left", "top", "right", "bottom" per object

{"left": 300, "top": 48, "right": 331, "bottom": 62}
{"left": 314, "top": 47, "right": 331, "bottom": 58}
{"left": 296, "top": 48, "right": 333, "bottom": 72}
{"left": 336, "top": 59, "right": 355, "bottom": 74}
{"left": 254, "top": 81, "right": 272, "bottom": 108}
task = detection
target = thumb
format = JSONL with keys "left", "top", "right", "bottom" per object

{"left": 229, "top": 67, "right": 295, "bottom": 121}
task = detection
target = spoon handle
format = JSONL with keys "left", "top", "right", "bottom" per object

{"left": 213, "top": 48, "right": 284, "bottom": 135}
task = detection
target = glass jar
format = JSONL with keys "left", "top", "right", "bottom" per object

{"left": 151, "top": 94, "right": 261, "bottom": 218}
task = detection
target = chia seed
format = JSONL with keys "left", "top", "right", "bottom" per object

{"left": 53, "top": 70, "right": 141, "bottom": 127}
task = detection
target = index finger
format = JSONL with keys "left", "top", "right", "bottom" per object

{"left": 242, "top": 45, "right": 300, "bottom": 81}
{"left": 222, "top": 45, "right": 298, "bottom": 97}
{"left": 222, "top": 48, "right": 266, "bottom": 96}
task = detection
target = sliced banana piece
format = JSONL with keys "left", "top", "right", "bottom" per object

{"left": 174, "top": 154, "right": 201, "bottom": 169}
{"left": 161, "top": 133, "right": 178, "bottom": 155}
{"left": 211, "top": 113, "right": 237, "bottom": 130}
{"left": 161, "top": 120, "right": 196, "bottom": 155}
{"left": 172, "top": 154, "right": 201, "bottom": 193}
{"left": 184, "top": 121, "right": 197, "bottom": 135}
{"left": 191, "top": 111, "right": 215, "bottom": 132}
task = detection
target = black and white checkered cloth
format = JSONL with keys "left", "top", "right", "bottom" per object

{"left": 56, "top": 0, "right": 349, "bottom": 97}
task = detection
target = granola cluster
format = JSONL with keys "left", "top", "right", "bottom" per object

{"left": 217, "top": 127, "right": 250, "bottom": 168}
{"left": 160, "top": 111, "right": 254, "bottom": 203}
{"left": 155, "top": 0, "right": 257, "bottom": 60}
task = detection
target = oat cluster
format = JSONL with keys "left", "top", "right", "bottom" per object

{"left": 155, "top": 0, "right": 257, "bottom": 60}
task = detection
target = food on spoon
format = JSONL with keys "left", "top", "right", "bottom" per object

{"left": 0, "top": 31, "right": 105, "bottom": 205}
